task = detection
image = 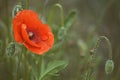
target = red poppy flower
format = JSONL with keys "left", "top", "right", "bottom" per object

{"left": 12, "top": 10, "right": 54, "bottom": 55}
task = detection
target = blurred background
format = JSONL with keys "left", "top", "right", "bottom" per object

{"left": 0, "top": 0, "right": 120, "bottom": 80}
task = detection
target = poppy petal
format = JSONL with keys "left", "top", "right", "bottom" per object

{"left": 13, "top": 10, "right": 54, "bottom": 55}
{"left": 21, "top": 24, "right": 40, "bottom": 47}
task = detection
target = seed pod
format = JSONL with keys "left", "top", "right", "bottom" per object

{"left": 6, "top": 42, "right": 16, "bottom": 56}
{"left": 12, "top": 5, "right": 23, "bottom": 17}
{"left": 105, "top": 59, "right": 114, "bottom": 74}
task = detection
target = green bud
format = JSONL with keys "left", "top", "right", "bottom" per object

{"left": 12, "top": 5, "right": 23, "bottom": 17}
{"left": 6, "top": 42, "right": 16, "bottom": 56}
{"left": 105, "top": 59, "right": 114, "bottom": 74}
{"left": 58, "top": 27, "right": 66, "bottom": 40}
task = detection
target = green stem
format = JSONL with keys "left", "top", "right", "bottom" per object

{"left": 25, "top": 51, "right": 29, "bottom": 80}
{"left": 47, "top": 3, "right": 64, "bottom": 27}
{"left": 39, "top": 55, "right": 45, "bottom": 80}
{"left": 5, "top": 0, "right": 11, "bottom": 42}
{"left": 20, "top": 0, "right": 25, "bottom": 9}
{"left": 55, "top": 3, "right": 64, "bottom": 27}
{"left": 41, "top": 0, "right": 49, "bottom": 19}
{"left": 93, "top": 36, "right": 112, "bottom": 59}
{"left": 41, "top": 56, "right": 45, "bottom": 75}
{"left": 92, "top": 38, "right": 101, "bottom": 54}
{"left": 17, "top": 51, "right": 22, "bottom": 80}
{"left": 26, "top": 0, "right": 30, "bottom": 9}
{"left": 19, "top": 0, "right": 30, "bottom": 9}
{"left": 99, "top": 36, "right": 112, "bottom": 59}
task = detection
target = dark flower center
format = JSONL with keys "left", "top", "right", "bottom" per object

{"left": 28, "top": 32, "right": 34, "bottom": 40}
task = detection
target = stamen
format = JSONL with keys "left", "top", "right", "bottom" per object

{"left": 28, "top": 32, "right": 34, "bottom": 40}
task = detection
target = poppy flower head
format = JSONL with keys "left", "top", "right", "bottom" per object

{"left": 12, "top": 10, "right": 54, "bottom": 55}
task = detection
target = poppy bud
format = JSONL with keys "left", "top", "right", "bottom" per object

{"left": 6, "top": 42, "right": 16, "bottom": 56}
{"left": 105, "top": 59, "right": 114, "bottom": 74}
{"left": 12, "top": 5, "right": 23, "bottom": 17}
{"left": 58, "top": 27, "right": 66, "bottom": 40}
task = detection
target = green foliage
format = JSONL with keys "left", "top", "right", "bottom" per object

{"left": 0, "top": 0, "right": 117, "bottom": 80}
{"left": 57, "top": 27, "right": 66, "bottom": 40}
{"left": 64, "top": 10, "right": 77, "bottom": 30}
{"left": 39, "top": 61, "right": 68, "bottom": 80}
{"left": 58, "top": 10, "right": 77, "bottom": 40}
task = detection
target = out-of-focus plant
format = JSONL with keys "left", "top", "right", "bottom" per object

{"left": 77, "top": 35, "right": 114, "bottom": 80}
{"left": 0, "top": 0, "right": 115, "bottom": 80}
{"left": 0, "top": 0, "right": 76, "bottom": 80}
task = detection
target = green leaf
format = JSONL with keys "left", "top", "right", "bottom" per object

{"left": 39, "top": 61, "right": 68, "bottom": 80}
{"left": 64, "top": 10, "right": 77, "bottom": 30}
{"left": 57, "top": 10, "right": 77, "bottom": 41}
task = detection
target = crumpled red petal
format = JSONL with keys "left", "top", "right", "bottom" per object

{"left": 12, "top": 10, "right": 54, "bottom": 55}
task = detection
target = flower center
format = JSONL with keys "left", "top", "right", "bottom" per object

{"left": 28, "top": 32, "right": 34, "bottom": 40}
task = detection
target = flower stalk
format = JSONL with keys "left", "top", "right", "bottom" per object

{"left": 47, "top": 3, "right": 64, "bottom": 27}
{"left": 91, "top": 36, "right": 113, "bottom": 59}
{"left": 90, "top": 36, "right": 114, "bottom": 75}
